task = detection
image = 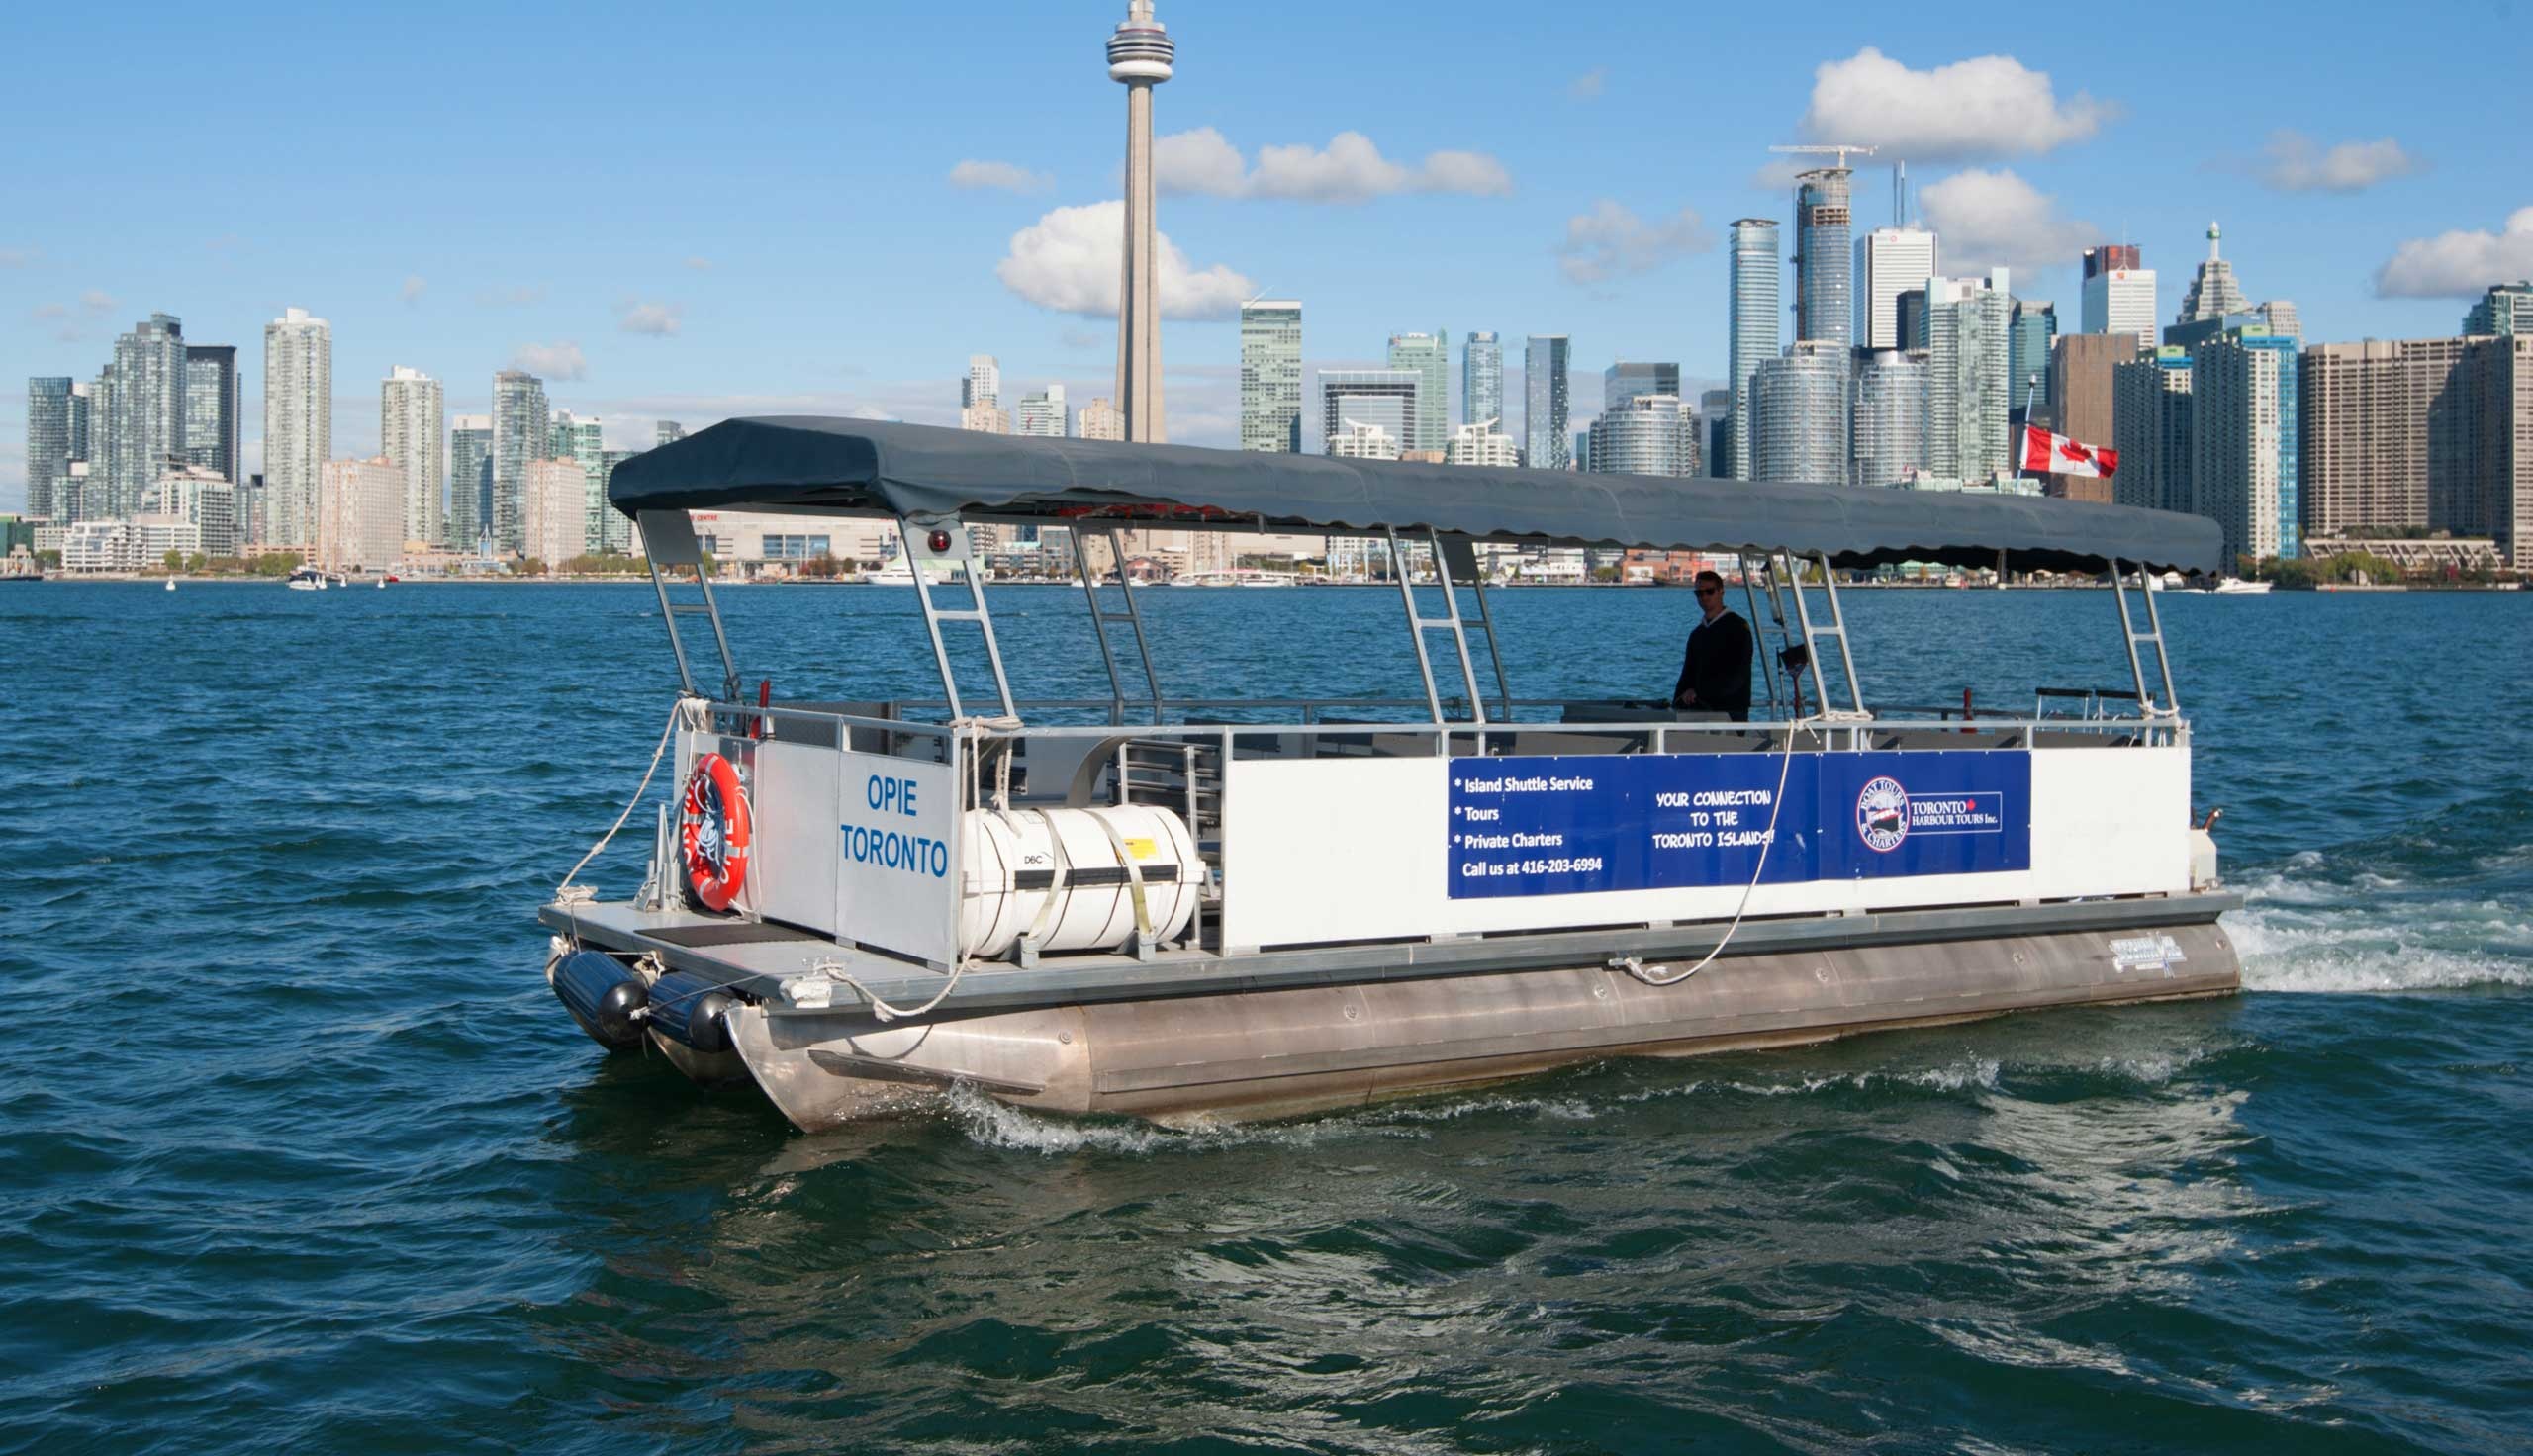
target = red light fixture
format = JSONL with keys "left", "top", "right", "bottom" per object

{"left": 926, "top": 528, "right": 954, "bottom": 554}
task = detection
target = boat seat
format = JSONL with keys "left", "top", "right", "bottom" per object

{"left": 1497, "top": 731, "right": 1641, "bottom": 758}
{"left": 1871, "top": 727, "right": 2025, "bottom": 752}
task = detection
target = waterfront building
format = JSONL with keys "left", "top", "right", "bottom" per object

{"left": 1699, "top": 388, "right": 1732, "bottom": 477}
{"left": 1792, "top": 169, "right": 1853, "bottom": 348}
{"left": 2296, "top": 336, "right": 2533, "bottom": 557}
{"left": 1586, "top": 394, "right": 1699, "bottom": 477}
{"left": 263, "top": 308, "right": 331, "bottom": 549}
{"left": 1078, "top": 396, "right": 1125, "bottom": 441}
{"left": 599, "top": 448, "right": 638, "bottom": 553}
{"left": 1320, "top": 369, "right": 1420, "bottom": 455}
{"left": 2190, "top": 324, "right": 2300, "bottom": 565}
{"left": 1016, "top": 384, "right": 1069, "bottom": 438}
{"left": 144, "top": 462, "right": 240, "bottom": 558}
{"left": 316, "top": 456, "right": 403, "bottom": 572}
{"left": 1751, "top": 341, "right": 1849, "bottom": 484}
{"left": 1727, "top": 219, "right": 1781, "bottom": 480}
{"left": 491, "top": 369, "right": 549, "bottom": 555}
{"left": 26, "top": 378, "right": 77, "bottom": 521}
{"left": 448, "top": 416, "right": 493, "bottom": 552}
{"left": 382, "top": 366, "right": 445, "bottom": 548}
{"left": 963, "top": 354, "right": 1001, "bottom": 410}
{"left": 1107, "top": 0, "right": 1174, "bottom": 440}
{"left": 2009, "top": 299, "right": 2057, "bottom": 421}
{"left": 183, "top": 344, "right": 240, "bottom": 483}
{"left": 1926, "top": 273, "right": 2014, "bottom": 485}
{"left": 1445, "top": 419, "right": 1520, "bottom": 467}
{"left": 1603, "top": 361, "right": 1682, "bottom": 412}
{"left": 2465, "top": 281, "right": 2533, "bottom": 337}
{"left": 2463, "top": 336, "right": 2533, "bottom": 566}
{"left": 1385, "top": 329, "right": 1450, "bottom": 453}
{"left": 1239, "top": 300, "right": 1303, "bottom": 452}
{"left": 1855, "top": 227, "right": 1935, "bottom": 351}
{"left": 61, "top": 518, "right": 140, "bottom": 572}
{"left": 2046, "top": 331, "right": 2137, "bottom": 502}
{"left": 1327, "top": 418, "right": 1399, "bottom": 461}
{"left": 2112, "top": 347, "right": 2194, "bottom": 513}
{"left": 1462, "top": 332, "right": 1502, "bottom": 432}
{"left": 98, "top": 314, "right": 188, "bottom": 520}
{"left": 520, "top": 458, "right": 587, "bottom": 569}
{"left": 655, "top": 420, "right": 687, "bottom": 447}
{"left": 2082, "top": 244, "right": 2157, "bottom": 345}
{"left": 1523, "top": 335, "right": 1570, "bottom": 470}
{"left": 2176, "top": 223, "right": 2252, "bottom": 329}
{"left": 551, "top": 410, "right": 608, "bottom": 553}
{"left": 1849, "top": 350, "right": 1926, "bottom": 489}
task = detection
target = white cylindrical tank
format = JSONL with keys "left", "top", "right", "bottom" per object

{"left": 961, "top": 804, "right": 1203, "bottom": 958}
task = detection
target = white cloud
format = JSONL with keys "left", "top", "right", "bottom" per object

{"left": 2375, "top": 206, "right": 2533, "bottom": 299}
{"left": 619, "top": 301, "right": 683, "bottom": 336}
{"left": 1569, "top": 68, "right": 1607, "bottom": 100}
{"left": 1917, "top": 168, "right": 2101, "bottom": 276}
{"left": 79, "top": 290, "right": 116, "bottom": 315}
{"left": 0, "top": 248, "right": 34, "bottom": 268}
{"left": 2257, "top": 131, "right": 2425, "bottom": 193}
{"left": 1155, "top": 128, "right": 1513, "bottom": 203}
{"left": 948, "top": 159, "right": 1055, "bottom": 194}
{"left": 996, "top": 200, "right": 1254, "bottom": 320}
{"left": 476, "top": 284, "right": 546, "bottom": 307}
{"left": 1556, "top": 201, "right": 1712, "bottom": 284}
{"left": 1802, "top": 47, "right": 2111, "bottom": 161}
{"left": 683, "top": 255, "right": 713, "bottom": 271}
{"left": 512, "top": 342, "right": 588, "bottom": 380}
{"left": 399, "top": 275, "right": 426, "bottom": 304}
{"left": 32, "top": 303, "right": 66, "bottom": 320}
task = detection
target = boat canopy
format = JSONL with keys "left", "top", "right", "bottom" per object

{"left": 610, "top": 416, "right": 2221, "bottom": 574}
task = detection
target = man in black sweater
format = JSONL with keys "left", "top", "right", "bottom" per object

{"left": 1670, "top": 570, "right": 1753, "bottom": 721}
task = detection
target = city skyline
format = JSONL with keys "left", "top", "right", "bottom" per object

{"left": 0, "top": 1, "right": 2514, "bottom": 507}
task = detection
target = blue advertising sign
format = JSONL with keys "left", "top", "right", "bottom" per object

{"left": 1448, "top": 751, "right": 2028, "bottom": 899}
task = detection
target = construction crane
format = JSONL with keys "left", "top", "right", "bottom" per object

{"left": 1769, "top": 142, "right": 1878, "bottom": 170}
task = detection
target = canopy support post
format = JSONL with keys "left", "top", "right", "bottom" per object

{"left": 1740, "top": 553, "right": 1789, "bottom": 722}
{"left": 1778, "top": 551, "right": 1870, "bottom": 738}
{"left": 902, "top": 518, "right": 1015, "bottom": 723}
{"left": 637, "top": 509, "right": 739, "bottom": 702}
{"left": 1461, "top": 554, "right": 1516, "bottom": 720}
{"left": 2108, "top": 557, "right": 2181, "bottom": 736}
{"left": 1074, "top": 526, "right": 1164, "bottom": 725}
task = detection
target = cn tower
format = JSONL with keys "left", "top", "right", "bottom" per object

{"left": 1108, "top": 0, "right": 1173, "bottom": 443}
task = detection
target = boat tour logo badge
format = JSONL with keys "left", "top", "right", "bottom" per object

{"left": 1856, "top": 775, "right": 1910, "bottom": 853}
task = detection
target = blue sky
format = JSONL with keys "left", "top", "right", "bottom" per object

{"left": 4, "top": 0, "right": 2523, "bottom": 507}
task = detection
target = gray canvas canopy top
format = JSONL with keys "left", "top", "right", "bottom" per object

{"left": 610, "top": 416, "right": 2221, "bottom": 574}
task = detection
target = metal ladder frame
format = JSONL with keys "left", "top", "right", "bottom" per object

{"left": 637, "top": 510, "right": 740, "bottom": 702}
{"left": 1775, "top": 550, "right": 1871, "bottom": 732}
{"left": 2108, "top": 557, "right": 2182, "bottom": 735}
{"left": 1073, "top": 524, "right": 1165, "bottom": 725}
{"left": 902, "top": 517, "right": 1014, "bottom": 722}
{"left": 1739, "top": 552, "right": 1794, "bottom": 721}
{"left": 1385, "top": 527, "right": 1490, "bottom": 733}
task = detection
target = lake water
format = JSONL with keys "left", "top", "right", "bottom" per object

{"left": 5, "top": 581, "right": 2527, "bottom": 1453}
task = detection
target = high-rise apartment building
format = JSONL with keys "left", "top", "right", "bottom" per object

{"left": 2461, "top": 336, "right": 2533, "bottom": 566}
{"left": 183, "top": 344, "right": 239, "bottom": 483}
{"left": 1319, "top": 369, "right": 1421, "bottom": 456}
{"left": 1239, "top": 300, "right": 1303, "bottom": 452}
{"left": 1016, "top": 384, "right": 1069, "bottom": 437}
{"left": 959, "top": 401, "right": 1009, "bottom": 434}
{"left": 1792, "top": 170, "right": 1853, "bottom": 348}
{"left": 448, "top": 416, "right": 493, "bottom": 551}
{"left": 263, "top": 308, "right": 331, "bottom": 548}
{"left": 490, "top": 369, "right": 549, "bottom": 555}
{"left": 1385, "top": 329, "right": 1450, "bottom": 454}
{"left": 2046, "top": 332, "right": 2138, "bottom": 502}
{"left": 2112, "top": 348, "right": 2193, "bottom": 513}
{"left": 1751, "top": 342, "right": 1849, "bottom": 484}
{"left": 1849, "top": 351, "right": 1926, "bottom": 488}
{"left": 1445, "top": 419, "right": 1520, "bottom": 467}
{"left": 1699, "top": 388, "right": 1732, "bottom": 477}
{"left": 654, "top": 420, "right": 687, "bottom": 447}
{"left": 2082, "top": 244, "right": 2157, "bottom": 345}
{"left": 145, "top": 462, "right": 240, "bottom": 558}
{"left": 1856, "top": 227, "right": 1935, "bottom": 351}
{"left": 520, "top": 458, "right": 588, "bottom": 569}
{"left": 1925, "top": 274, "right": 2014, "bottom": 484}
{"left": 2175, "top": 224, "right": 2252, "bottom": 328}
{"left": 1727, "top": 220, "right": 1781, "bottom": 480}
{"left": 1078, "top": 397, "right": 1125, "bottom": 441}
{"left": 1462, "top": 331, "right": 1502, "bottom": 431}
{"left": 26, "top": 378, "right": 77, "bottom": 520}
{"left": 2190, "top": 325, "right": 2300, "bottom": 565}
{"left": 1603, "top": 361, "right": 1682, "bottom": 411}
{"left": 1523, "top": 335, "right": 1570, "bottom": 469}
{"left": 2009, "top": 300, "right": 2058, "bottom": 419}
{"left": 551, "top": 410, "right": 607, "bottom": 553}
{"left": 1586, "top": 394, "right": 1699, "bottom": 478}
{"left": 1327, "top": 419, "right": 1399, "bottom": 461}
{"left": 964, "top": 354, "right": 1001, "bottom": 410}
{"left": 315, "top": 456, "right": 403, "bottom": 572}
{"left": 2465, "top": 281, "right": 2533, "bottom": 337}
{"left": 382, "top": 366, "right": 445, "bottom": 548}
{"left": 2293, "top": 335, "right": 2533, "bottom": 557}
{"left": 95, "top": 314, "right": 188, "bottom": 520}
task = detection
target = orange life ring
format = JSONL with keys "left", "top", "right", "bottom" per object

{"left": 680, "top": 753, "right": 753, "bottom": 912}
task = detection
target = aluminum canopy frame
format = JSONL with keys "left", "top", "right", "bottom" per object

{"left": 610, "top": 417, "right": 2223, "bottom": 576}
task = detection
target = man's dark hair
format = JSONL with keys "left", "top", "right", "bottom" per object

{"left": 1693, "top": 569, "right": 1725, "bottom": 592}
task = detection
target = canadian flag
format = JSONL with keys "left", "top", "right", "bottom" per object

{"left": 2022, "top": 424, "right": 2118, "bottom": 479}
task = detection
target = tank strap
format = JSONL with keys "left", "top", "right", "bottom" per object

{"left": 1079, "top": 807, "right": 1154, "bottom": 943}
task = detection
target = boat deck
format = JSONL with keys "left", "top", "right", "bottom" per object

{"left": 541, "top": 891, "right": 2242, "bottom": 1020}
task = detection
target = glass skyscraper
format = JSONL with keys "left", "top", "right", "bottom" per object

{"left": 262, "top": 308, "right": 331, "bottom": 549}
{"left": 551, "top": 410, "right": 606, "bottom": 555}
{"left": 26, "top": 378, "right": 76, "bottom": 520}
{"left": 1239, "top": 300, "right": 1302, "bottom": 453}
{"left": 1727, "top": 219, "right": 1781, "bottom": 481}
{"left": 1603, "top": 361, "right": 1681, "bottom": 411}
{"left": 1386, "top": 328, "right": 1450, "bottom": 453}
{"left": 1927, "top": 279, "right": 2014, "bottom": 483}
{"left": 1317, "top": 370, "right": 1421, "bottom": 455}
{"left": 2009, "top": 300, "right": 2057, "bottom": 420}
{"left": 1752, "top": 342, "right": 1849, "bottom": 484}
{"left": 1793, "top": 169, "right": 1853, "bottom": 348}
{"left": 492, "top": 369, "right": 551, "bottom": 555}
{"left": 1524, "top": 335, "right": 1570, "bottom": 470}
{"left": 1848, "top": 351, "right": 1926, "bottom": 488}
{"left": 100, "top": 314, "right": 188, "bottom": 520}
{"left": 448, "top": 416, "right": 494, "bottom": 552}
{"left": 1462, "top": 331, "right": 1502, "bottom": 431}
{"left": 183, "top": 344, "right": 239, "bottom": 484}
{"left": 383, "top": 366, "right": 444, "bottom": 549}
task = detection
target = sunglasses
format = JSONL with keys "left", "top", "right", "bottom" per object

{"left": 1695, "top": 586, "right": 1721, "bottom": 596}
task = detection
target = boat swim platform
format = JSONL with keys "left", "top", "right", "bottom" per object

{"left": 540, "top": 892, "right": 2240, "bottom": 1021}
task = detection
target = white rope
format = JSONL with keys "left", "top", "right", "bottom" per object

{"left": 557, "top": 695, "right": 701, "bottom": 900}
{"left": 1627, "top": 713, "right": 1809, "bottom": 987}
{"left": 805, "top": 956, "right": 967, "bottom": 1024}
